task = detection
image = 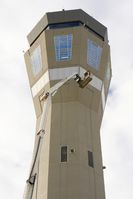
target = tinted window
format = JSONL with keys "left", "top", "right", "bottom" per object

{"left": 49, "top": 22, "right": 82, "bottom": 29}
{"left": 88, "top": 151, "right": 94, "bottom": 167}
{"left": 54, "top": 34, "right": 73, "bottom": 61}
{"left": 61, "top": 146, "right": 67, "bottom": 162}
{"left": 106, "top": 62, "right": 111, "bottom": 80}
{"left": 30, "top": 46, "right": 42, "bottom": 76}
{"left": 87, "top": 40, "right": 102, "bottom": 70}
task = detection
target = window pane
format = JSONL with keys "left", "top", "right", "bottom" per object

{"left": 88, "top": 151, "right": 94, "bottom": 167}
{"left": 61, "top": 146, "right": 67, "bottom": 162}
{"left": 49, "top": 22, "right": 82, "bottom": 29}
{"left": 54, "top": 34, "right": 73, "bottom": 61}
{"left": 106, "top": 62, "right": 111, "bottom": 80}
{"left": 31, "top": 46, "right": 42, "bottom": 76}
{"left": 104, "top": 61, "right": 111, "bottom": 97}
{"left": 87, "top": 40, "right": 102, "bottom": 70}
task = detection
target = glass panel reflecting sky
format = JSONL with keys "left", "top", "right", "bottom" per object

{"left": 87, "top": 40, "right": 102, "bottom": 70}
{"left": 31, "top": 46, "right": 42, "bottom": 76}
{"left": 54, "top": 34, "right": 72, "bottom": 61}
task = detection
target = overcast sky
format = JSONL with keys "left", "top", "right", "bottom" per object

{"left": 0, "top": 0, "right": 133, "bottom": 198}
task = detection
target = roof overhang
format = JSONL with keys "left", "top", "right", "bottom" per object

{"left": 27, "top": 9, "right": 108, "bottom": 46}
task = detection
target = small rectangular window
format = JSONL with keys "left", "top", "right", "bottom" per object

{"left": 87, "top": 40, "right": 102, "bottom": 70}
{"left": 88, "top": 151, "right": 94, "bottom": 167}
{"left": 54, "top": 34, "right": 73, "bottom": 61}
{"left": 30, "top": 46, "right": 42, "bottom": 76}
{"left": 61, "top": 146, "right": 67, "bottom": 162}
{"left": 106, "top": 62, "right": 111, "bottom": 80}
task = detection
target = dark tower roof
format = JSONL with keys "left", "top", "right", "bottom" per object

{"left": 27, "top": 9, "right": 108, "bottom": 46}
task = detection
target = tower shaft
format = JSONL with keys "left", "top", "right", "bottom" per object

{"left": 23, "top": 9, "right": 111, "bottom": 199}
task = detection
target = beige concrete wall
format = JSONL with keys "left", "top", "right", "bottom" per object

{"left": 28, "top": 78, "right": 106, "bottom": 198}
{"left": 45, "top": 85, "right": 105, "bottom": 199}
{"left": 45, "top": 26, "right": 109, "bottom": 80}
{"left": 24, "top": 26, "right": 111, "bottom": 118}
{"left": 24, "top": 19, "right": 111, "bottom": 199}
{"left": 31, "top": 100, "right": 52, "bottom": 199}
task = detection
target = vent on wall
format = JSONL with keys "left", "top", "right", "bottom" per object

{"left": 61, "top": 146, "right": 67, "bottom": 162}
{"left": 88, "top": 151, "right": 94, "bottom": 167}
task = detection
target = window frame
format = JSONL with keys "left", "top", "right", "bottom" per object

{"left": 61, "top": 146, "right": 68, "bottom": 162}
{"left": 30, "top": 45, "right": 42, "bottom": 76}
{"left": 88, "top": 150, "right": 94, "bottom": 168}
{"left": 87, "top": 39, "right": 102, "bottom": 70}
{"left": 54, "top": 34, "right": 73, "bottom": 61}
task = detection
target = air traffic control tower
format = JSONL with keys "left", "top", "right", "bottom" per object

{"left": 23, "top": 9, "right": 111, "bottom": 199}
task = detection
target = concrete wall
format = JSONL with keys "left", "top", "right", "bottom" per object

{"left": 24, "top": 10, "right": 111, "bottom": 199}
